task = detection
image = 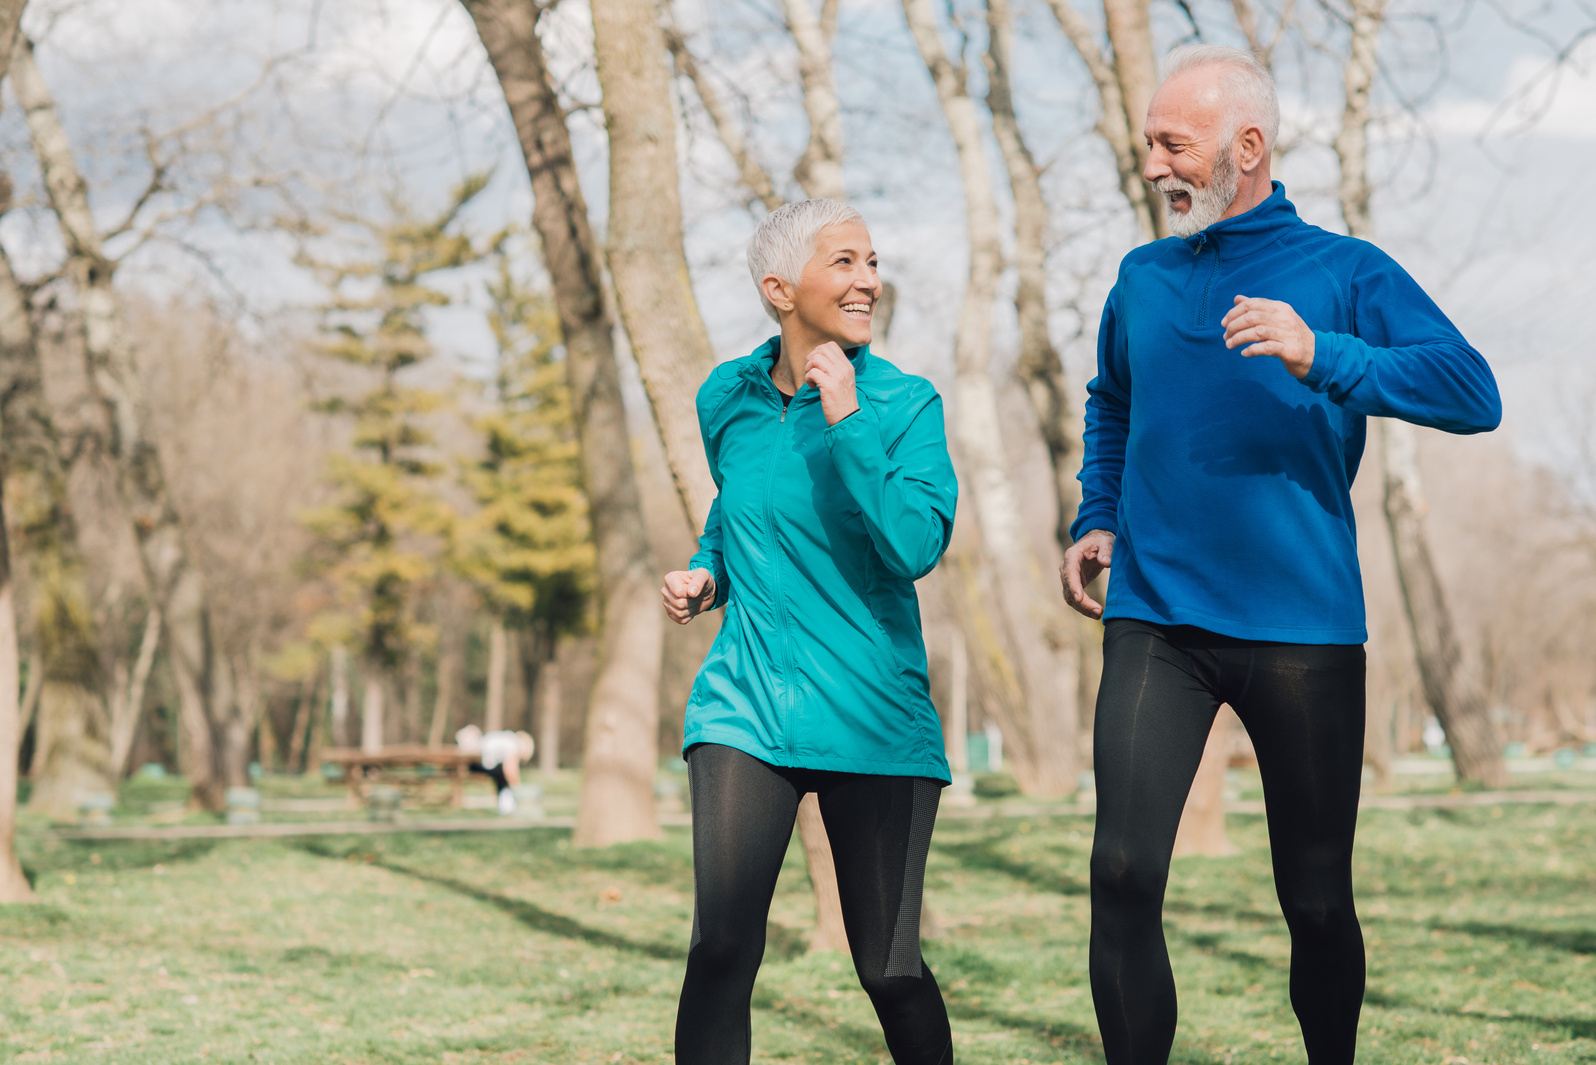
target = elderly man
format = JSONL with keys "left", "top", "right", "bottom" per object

{"left": 1060, "top": 45, "right": 1500, "bottom": 1065}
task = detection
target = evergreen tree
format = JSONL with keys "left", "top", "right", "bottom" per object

{"left": 454, "top": 247, "right": 593, "bottom": 680}
{"left": 300, "top": 177, "right": 489, "bottom": 745}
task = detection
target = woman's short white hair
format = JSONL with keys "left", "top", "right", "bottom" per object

{"left": 1161, "top": 44, "right": 1280, "bottom": 152}
{"left": 747, "top": 199, "right": 866, "bottom": 322}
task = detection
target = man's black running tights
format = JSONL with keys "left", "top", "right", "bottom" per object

{"left": 1091, "top": 619, "right": 1366, "bottom": 1065}
{"left": 675, "top": 742, "right": 953, "bottom": 1065}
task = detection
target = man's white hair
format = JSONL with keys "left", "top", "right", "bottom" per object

{"left": 1161, "top": 44, "right": 1280, "bottom": 152}
{"left": 747, "top": 198, "right": 866, "bottom": 322}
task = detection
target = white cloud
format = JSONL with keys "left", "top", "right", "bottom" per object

{"left": 1427, "top": 41, "right": 1596, "bottom": 140}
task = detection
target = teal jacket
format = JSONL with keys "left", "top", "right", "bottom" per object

{"left": 682, "top": 338, "right": 956, "bottom": 783}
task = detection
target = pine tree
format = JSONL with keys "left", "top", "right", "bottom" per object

{"left": 300, "top": 177, "right": 489, "bottom": 748}
{"left": 454, "top": 247, "right": 593, "bottom": 692}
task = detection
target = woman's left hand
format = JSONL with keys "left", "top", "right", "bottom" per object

{"left": 804, "top": 341, "right": 860, "bottom": 426}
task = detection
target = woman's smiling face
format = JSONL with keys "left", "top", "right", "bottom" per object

{"left": 788, "top": 222, "right": 880, "bottom": 349}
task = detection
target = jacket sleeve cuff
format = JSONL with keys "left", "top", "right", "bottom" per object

{"left": 1069, "top": 509, "right": 1119, "bottom": 541}
{"left": 821, "top": 399, "right": 880, "bottom": 454}
{"left": 686, "top": 553, "right": 729, "bottom": 609}
{"left": 1302, "top": 331, "right": 1345, "bottom": 393}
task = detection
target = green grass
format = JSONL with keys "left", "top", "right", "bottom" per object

{"left": 1, "top": 802, "right": 1592, "bottom": 1063}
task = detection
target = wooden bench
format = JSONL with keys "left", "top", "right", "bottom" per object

{"left": 321, "top": 746, "right": 478, "bottom": 809}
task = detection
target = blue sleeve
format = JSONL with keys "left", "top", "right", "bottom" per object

{"left": 1300, "top": 249, "right": 1501, "bottom": 434}
{"left": 686, "top": 384, "right": 731, "bottom": 609}
{"left": 823, "top": 386, "right": 957, "bottom": 581}
{"left": 1071, "top": 284, "right": 1130, "bottom": 540}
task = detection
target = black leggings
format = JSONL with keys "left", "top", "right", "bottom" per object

{"left": 676, "top": 743, "right": 952, "bottom": 1065}
{"left": 1091, "top": 619, "right": 1366, "bottom": 1065}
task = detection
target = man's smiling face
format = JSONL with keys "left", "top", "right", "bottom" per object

{"left": 1143, "top": 67, "right": 1241, "bottom": 238}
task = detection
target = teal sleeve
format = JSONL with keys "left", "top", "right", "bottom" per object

{"left": 686, "top": 386, "right": 731, "bottom": 609}
{"left": 823, "top": 390, "right": 957, "bottom": 580}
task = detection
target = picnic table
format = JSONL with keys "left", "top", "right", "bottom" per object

{"left": 321, "top": 746, "right": 477, "bottom": 809}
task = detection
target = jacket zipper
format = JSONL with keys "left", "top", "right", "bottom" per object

{"left": 1196, "top": 231, "right": 1222, "bottom": 328}
{"left": 763, "top": 384, "right": 795, "bottom": 755}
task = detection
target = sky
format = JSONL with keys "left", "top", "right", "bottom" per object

{"left": 2, "top": 0, "right": 1593, "bottom": 488}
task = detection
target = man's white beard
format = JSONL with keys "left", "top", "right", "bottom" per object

{"left": 1155, "top": 144, "right": 1239, "bottom": 239}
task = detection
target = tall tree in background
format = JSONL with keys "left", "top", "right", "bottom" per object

{"left": 300, "top": 181, "right": 479, "bottom": 755}
{"left": 455, "top": 251, "right": 593, "bottom": 736}
{"left": 10, "top": 34, "right": 241, "bottom": 810}
{"left": 901, "top": 0, "right": 1080, "bottom": 795}
{"left": 1330, "top": 0, "right": 1507, "bottom": 787}
{"left": 0, "top": 0, "right": 36, "bottom": 898}
{"left": 1042, "top": 0, "right": 1165, "bottom": 241}
{"left": 463, "top": 0, "right": 665, "bottom": 846}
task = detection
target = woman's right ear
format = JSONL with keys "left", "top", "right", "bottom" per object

{"left": 761, "top": 274, "right": 791, "bottom": 316}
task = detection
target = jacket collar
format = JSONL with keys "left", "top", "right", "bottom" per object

{"left": 1182, "top": 181, "right": 1299, "bottom": 256}
{"left": 743, "top": 335, "right": 871, "bottom": 386}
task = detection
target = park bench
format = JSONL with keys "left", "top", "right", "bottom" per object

{"left": 320, "top": 746, "right": 477, "bottom": 810}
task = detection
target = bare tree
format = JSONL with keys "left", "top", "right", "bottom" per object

{"left": 0, "top": 0, "right": 36, "bottom": 899}
{"left": 1041, "top": 0, "right": 1165, "bottom": 241}
{"left": 589, "top": 0, "right": 719, "bottom": 525}
{"left": 11, "top": 35, "right": 245, "bottom": 810}
{"left": 901, "top": 0, "right": 1080, "bottom": 795}
{"left": 983, "top": 0, "right": 1083, "bottom": 555}
{"left": 463, "top": 0, "right": 665, "bottom": 845}
{"left": 1330, "top": 0, "right": 1507, "bottom": 787}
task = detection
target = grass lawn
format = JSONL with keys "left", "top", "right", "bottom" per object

{"left": 1, "top": 799, "right": 1592, "bottom": 1063}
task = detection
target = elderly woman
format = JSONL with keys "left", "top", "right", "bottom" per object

{"left": 661, "top": 199, "right": 956, "bottom": 1065}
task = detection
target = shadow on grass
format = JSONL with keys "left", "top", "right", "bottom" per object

{"left": 294, "top": 840, "right": 685, "bottom": 962}
{"left": 21, "top": 837, "right": 220, "bottom": 875}
{"left": 1364, "top": 988, "right": 1596, "bottom": 1040}
{"left": 936, "top": 836, "right": 1089, "bottom": 896}
{"left": 1426, "top": 920, "right": 1596, "bottom": 956}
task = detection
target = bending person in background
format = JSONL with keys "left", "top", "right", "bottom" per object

{"left": 455, "top": 725, "right": 534, "bottom": 815}
{"left": 1060, "top": 45, "right": 1501, "bottom": 1065}
{"left": 662, "top": 199, "right": 958, "bottom": 1065}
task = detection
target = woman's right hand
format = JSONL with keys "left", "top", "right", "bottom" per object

{"left": 662, "top": 569, "right": 718, "bottom": 624}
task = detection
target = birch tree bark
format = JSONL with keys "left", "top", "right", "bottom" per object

{"left": 781, "top": 0, "right": 844, "bottom": 200}
{"left": 588, "top": 0, "right": 718, "bottom": 524}
{"left": 12, "top": 36, "right": 238, "bottom": 811}
{"left": 984, "top": 0, "right": 1081, "bottom": 554}
{"left": 1040, "top": 0, "right": 1165, "bottom": 241}
{"left": 902, "top": 0, "right": 1079, "bottom": 795}
{"left": 464, "top": 0, "right": 664, "bottom": 845}
{"left": 0, "top": 0, "right": 38, "bottom": 895}
{"left": 1331, "top": 0, "right": 1506, "bottom": 787}
{"left": 0, "top": 207, "right": 116, "bottom": 821}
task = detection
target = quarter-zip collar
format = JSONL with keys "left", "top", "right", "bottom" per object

{"left": 743, "top": 335, "right": 871, "bottom": 401}
{"left": 1182, "top": 181, "right": 1297, "bottom": 260}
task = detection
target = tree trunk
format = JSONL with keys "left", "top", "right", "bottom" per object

{"left": 902, "top": 0, "right": 1079, "bottom": 796}
{"left": 13, "top": 35, "right": 235, "bottom": 812}
{"left": 287, "top": 670, "right": 318, "bottom": 772}
{"left": 588, "top": 0, "right": 719, "bottom": 524}
{"left": 781, "top": 0, "right": 844, "bottom": 201}
{"left": 663, "top": 23, "right": 783, "bottom": 214}
{"left": 107, "top": 606, "right": 159, "bottom": 778}
{"left": 360, "top": 663, "right": 384, "bottom": 755}
{"left": 795, "top": 795, "right": 849, "bottom": 951}
{"left": 1172, "top": 705, "right": 1239, "bottom": 858}
{"left": 0, "top": 485, "right": 35, "bottom": 899}
{"left": 538, "top": 653, "right": 561, "bottom": 775}
{"left": 485, "top": 618, "right": 507, "bottom": 732}
{"left": 464, "top": 0, "right": 664, "bottom": 845}
{"left": 330, "top": 644, "right": 350, "bottom": 748}
{"left": 428, "top": 638, "right": 456, "bottom": 747}
{"left": 985, "top": 0, "right": 1082, "bottom": 557}
{"left": 1330, "top": 0, "right": 1506, "bottom": 787}
{"left": 1380, "top": 422, "right": 1506, "bottom": 786}
{"left": 1041, "top": 0, "right": 1164, "bottom": 242}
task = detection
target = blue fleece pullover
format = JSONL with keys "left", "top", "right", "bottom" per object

{"left": 683, "top": 339, "right": 956, "bottom": 782}
{"left": 1071, "top": 183, "right": 1501, "bottom": 643}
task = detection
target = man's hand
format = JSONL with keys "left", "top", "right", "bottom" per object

{"left": 1060, "top": 529, "right": 1115, "bottom": 620}
{"left": 662, "top": 569, "right": 717, "bottom": 624}
{"left": 1222, "top": 295, "right": 1315, "bottom": 379}
{"left": 803, "top": 341, "right": 860, "bottom": 426}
